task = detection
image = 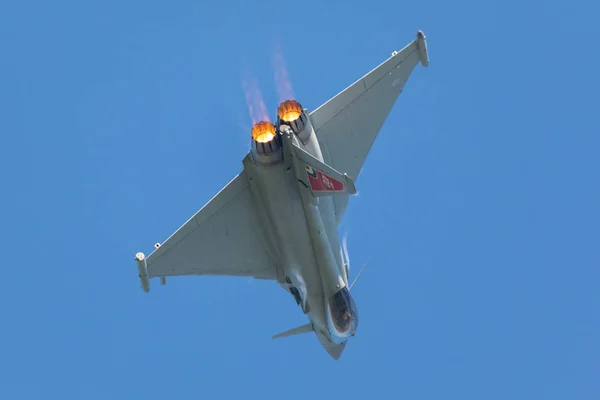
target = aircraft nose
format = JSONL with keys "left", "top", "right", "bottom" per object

{"left": 324, "top": 342, "right": 346, "bottom": 360}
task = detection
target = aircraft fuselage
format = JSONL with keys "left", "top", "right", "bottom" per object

{"left": 242, "top": 110, "right": 357, "bottom": 359}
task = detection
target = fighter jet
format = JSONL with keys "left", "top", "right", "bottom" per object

{"left": 134, "top": 31, "right": 429, "bottom": 360}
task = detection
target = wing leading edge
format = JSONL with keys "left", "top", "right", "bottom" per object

{"left": 309, "top": 30, "right": 429, "bottom": 221}
{"left": 135, "top": 170, "right": 280, "bottom": 292}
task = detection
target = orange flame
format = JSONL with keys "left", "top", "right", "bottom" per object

{"left": 242, "top": 77, "right": 270, "bottom": 125}
{"left": 252, "top": 121, "right": 276, "bottom": 143}
{"left": 272, "top": 43, "right": 295, "bottom": 103}
{"left": 278, "top": 100, "right": 303, "bottom": 122}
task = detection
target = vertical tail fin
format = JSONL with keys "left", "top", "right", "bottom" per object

{"left": 291, "top": 142, "right": 357, "bottom": 196}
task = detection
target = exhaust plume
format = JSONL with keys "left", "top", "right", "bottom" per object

{"left": 271, "top": 41, "right": 295, "bottom": 103}
{"left": 242, "top": 77, "right": 270, "bottom": 125}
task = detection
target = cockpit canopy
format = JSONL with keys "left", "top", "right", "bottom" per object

{"left": 327, "top": 286, "right": 359, "bottom": 339}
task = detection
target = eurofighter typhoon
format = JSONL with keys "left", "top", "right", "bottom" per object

{"left": 134, "top": 31, "right": 430, "bottom": 359}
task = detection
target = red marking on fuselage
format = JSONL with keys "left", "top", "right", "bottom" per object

{"left": 305, "top": 164, "right": 344, "bottom": 192}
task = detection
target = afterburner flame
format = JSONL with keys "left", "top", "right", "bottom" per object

{"left": 252, "top": 121, "right": 276, "bottom": 143}
{"left": 277, "top": 100, "right": 303, "bottom": 122}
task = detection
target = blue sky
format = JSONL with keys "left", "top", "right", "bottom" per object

{"left": 1, "top": 0, "right": 598, "bottom": 398}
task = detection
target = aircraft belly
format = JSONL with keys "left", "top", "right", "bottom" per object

{"left": 246, "top": 160, "right": 324, "bottom": 303}
{"left": 290, "top": 134, "right": 347, "bottom": 296}
{"left": 297, "top": 121, "right": 346, "bottom": 277}
{"left": 301, "top": 200, "right": 345, "bottom": 297}
{"left": 317, "top": 196, "right": 346, "bottom": 284}
{"left": 290, "top": 133, "right": 349, "bottom": 341}
{"left": 243, "top": 128, "right": 349, "bottom": 331}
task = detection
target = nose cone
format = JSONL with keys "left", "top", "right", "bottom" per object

{"left": 324, "top": 341, "right": 347, "bottom": 360}
{"left": 315, "top": 324, "right": 348, "bottom": 360}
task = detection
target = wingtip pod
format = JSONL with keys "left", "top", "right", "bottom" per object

{"left": 135, "top": 252, "right": 150, "bottom": 293}
{"left": 416, "top": 30, "right": 429, "bottom": 67}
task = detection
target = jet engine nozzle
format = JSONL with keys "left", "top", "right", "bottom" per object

{"left": 251, "top": 121, "right": 282, "bottom": 165}
{"left": 277, "top": 100, "right": 303, "bottom": 123}
{"left": 252, "top": 121, "right": 276, "bottom": 143}
{"left": 276, "top": 100, "right": 311, "bottom": 142}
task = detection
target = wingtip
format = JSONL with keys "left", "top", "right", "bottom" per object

{"left": 416, "top": 30, "right": 429, "bottom": 67}
{"left": 135, "top": 252, "right": 150, "bottom": 293}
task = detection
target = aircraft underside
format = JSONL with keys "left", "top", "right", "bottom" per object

{"left": 133, "top": 30, "right": 430, "bottom": 360}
